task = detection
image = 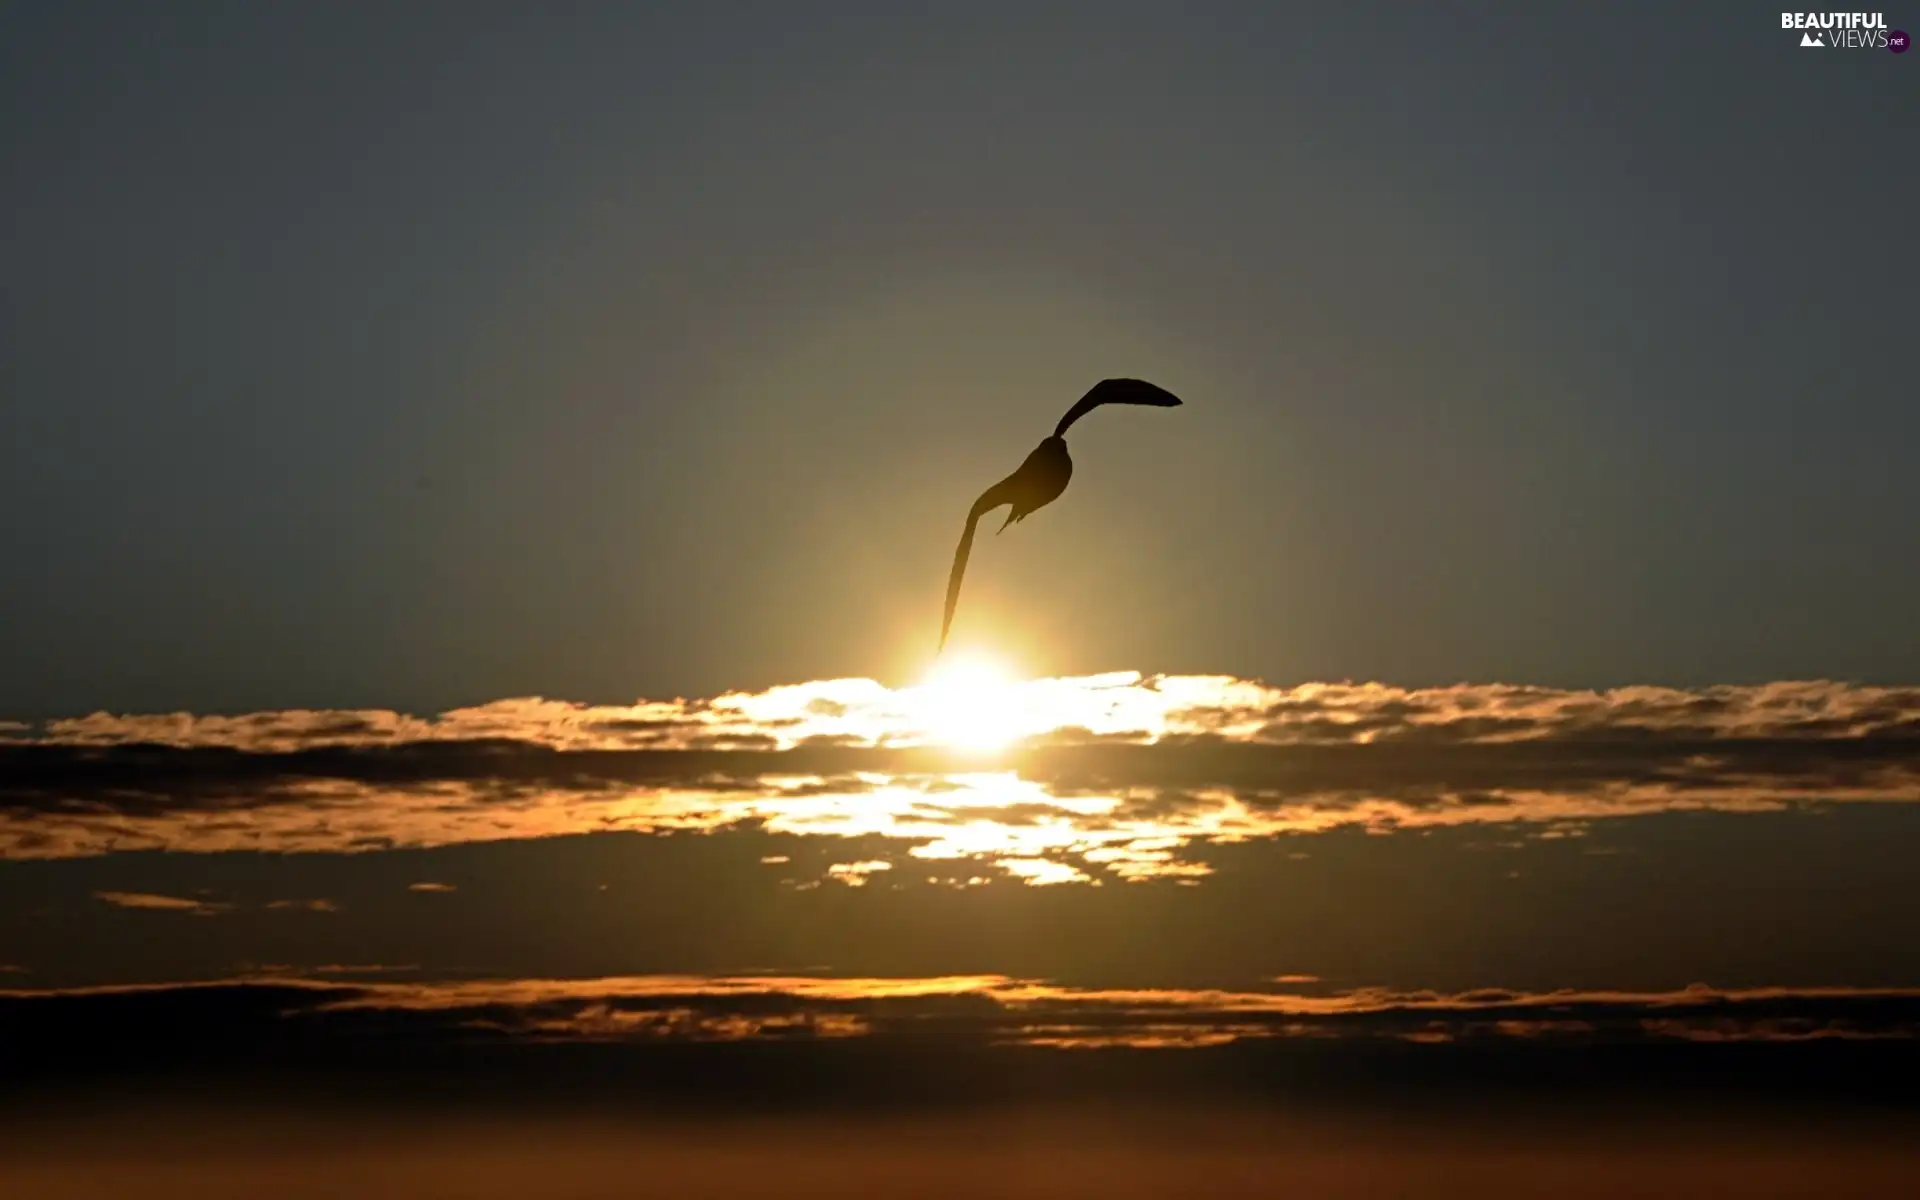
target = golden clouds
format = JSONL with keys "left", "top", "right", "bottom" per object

{"left": 6, "top": 675, "right": 1916, "bottom": 887}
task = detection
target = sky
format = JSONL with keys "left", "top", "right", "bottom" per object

{"left": 3, "top": 1, "right": 1916, "bottom": 717}
{"left": 2, "top": 3, "right": 1917, "bottom": 1194}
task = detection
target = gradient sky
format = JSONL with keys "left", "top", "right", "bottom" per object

{"left": 3, "top": 1, "right": 1915, "bottom": 719}
{"left": 3, "top": 13, "right": 1919, "bottom": 1181}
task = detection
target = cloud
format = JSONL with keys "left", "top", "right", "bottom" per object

{"left": 265, "top": 898, "right": 340, "bottom": 913}
{"left": 997, "top": 856, "right": 1091, "bottom": 885}
{"left": 826, "top": 860, "right": 892, "bottom": 887}
{"left": 91, "top": 892, "right": 340, "bottom": 916}
{"left": 241, "top": 963, "right": 422, "bottom": 977}
{"left": 3, "top": 675, "right": 1914, "bottom": 884}
{"left": 4, "top": 973, "right": 1915, "bottom": 1050}
{"left": 20, "top": 675, "right": 1918, "bottom": 753}
{"left": 92, "top": 890, "right": 230, "bottom": 917}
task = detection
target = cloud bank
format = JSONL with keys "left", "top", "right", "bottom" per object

{"left": 17, "top": 675, "right": 1919, "bottom": 752}
{"left": 5, "top": 973, "right": 1916, "bottom": 1050}
{"left": 4, "top": 675, "right": 1914, "bottom": 882}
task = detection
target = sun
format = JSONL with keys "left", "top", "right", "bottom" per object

{"left": 907, "top": 652, "right": 1027, "bottom": 751}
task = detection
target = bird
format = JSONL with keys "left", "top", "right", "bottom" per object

{"left": 938, "top": 378, "right": 1183, "bottom": 651}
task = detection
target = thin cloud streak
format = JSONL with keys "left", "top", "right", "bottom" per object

{"left": 92, "top": 890, "right": 230, "bottom": 917}
{"left": 22, "top": 675, "right": 1920, "bottom": 752}
{"left": 264, "top": 898, "right": 341, "bottom": 913}
{"left": 5, "top": 974, "right": 1917, "bottom": 1049}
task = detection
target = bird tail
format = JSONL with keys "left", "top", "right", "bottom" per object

{"left": 940, "top": 483, "right": 1012, "bottom": 652}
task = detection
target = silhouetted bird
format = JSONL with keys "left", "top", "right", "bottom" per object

{"left": 939, "top": 378, "right": 1183, "bottom": 651}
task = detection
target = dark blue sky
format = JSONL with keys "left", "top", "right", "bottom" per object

{"left": 3, "top": 1, "right": 1914, "bottom": 716}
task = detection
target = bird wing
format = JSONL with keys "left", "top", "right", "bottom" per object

{"left": 1053, "top": 378, "right": 1184, "bottom": 438}
{"left": 939, "top": 478, "right": 1016, "bottom": 651}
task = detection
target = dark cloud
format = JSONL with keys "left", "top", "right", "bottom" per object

{"left": 9, "top": 973, "right": 1919, "bottom": 1049}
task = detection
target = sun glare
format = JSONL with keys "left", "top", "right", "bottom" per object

{"left": 907, "top": 653, "right": 1026, "bottom": 750}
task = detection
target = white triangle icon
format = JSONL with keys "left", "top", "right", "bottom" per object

{"left": 1800, "top": 31, "right": 1823, "bottom": 46}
